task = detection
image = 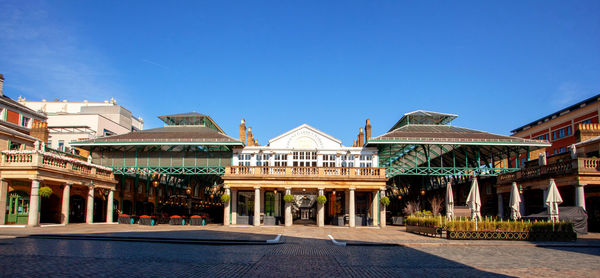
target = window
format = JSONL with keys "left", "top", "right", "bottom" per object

{"left": 322, "top": 154, "right": 336, "bottom": 167}
{"left": 582, "top": 119, "right": 592, "bottom": 124}
{"left": 256, "top": 154, "right": 270, "bottom": 166}
{"left": 292, "top": 151, "right": 317, "bottom": 167}
{"left": 341, "top": 155, "right": 354, "bottom": 167}
{"left": 58, "top": 141, "right": 65, "bottom": 152}
{"left": 553, "top": 126, "right": 572, "bottom": 140}
{"left": 566, "top": 126, "right": 572, "bottom": 136}
{"left": 9, "top": 141, "right": 21, "bottom": 150}
{"left": 238, "top": 154, "right": 251, "bottom": 166}
{"left": 537, "top": 134, "right": 548, "bottom": 140}
{"left": 20, "top": 116, "right": 30, "bottom": 127}
{"left": 559, "top": 147, "right": 566, "bottom": 153}
{"left": 274, "top": 154, "right": 287, "bottom": 166}
{"left": 359, "top": 155, "right": 373, "bottom": 167}
{"left": 103, "top": 129, "right": 115, "bottom": 136}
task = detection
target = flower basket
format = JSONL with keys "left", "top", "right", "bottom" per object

{"left": 138, "top": 215, "right": 156, "bottom": 226}
{"left": 190, "top": 215, "right": 205, "bottom": 226}
{"left": 118, "top": 214, "right": 133, "bottom": 224}
{"left": 169, "top": 215, "right": 186, "bottom": 225}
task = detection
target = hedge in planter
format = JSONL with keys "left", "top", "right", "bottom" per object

{"left": 405, "top": 216, "right": 444, "bottom": 237}
{"left": 139, "top": 215, "right": 156, "bottom": 226}
{"left": 446, "top": 219, "right": 576, "bottom": 241}
{"left": 169, "top": 215, "right": 186, "bottom": 225}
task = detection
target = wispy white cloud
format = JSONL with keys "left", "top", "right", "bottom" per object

{"left": 552, "top": 82, "right": 592, "bottom": 107}
{"left": 0, "top": 1, "right": 125, "bottom": 102}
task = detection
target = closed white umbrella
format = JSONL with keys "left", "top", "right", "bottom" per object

{"left": 545, "top": 178, "right": 563, "bottom": 223}
{"left": 466, "top": 177, "right": 482, "bottom": 229}
{"left": 509, "top": 182, "right": 521, "bottom": 220}
{"left": 445, "top": 182, "right": 454, "bottom": 220}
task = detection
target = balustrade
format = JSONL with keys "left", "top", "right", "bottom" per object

{"left": 226, "top": 166, "right": 385, "bottom": 178}
{"left": 498, "top": 157, "right": 600, "bottom": 183}
{"left": 1, "top": 150, "right": 113, "bottom": 180}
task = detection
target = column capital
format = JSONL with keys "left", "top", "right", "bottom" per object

{"left": 349, "top": 187, "right": 356, "bottom": 191}
{"left": 576, "top": 183, "right": 587, "bottom": 187}
{"left": 285, "top": 187, "right": 292, "bottom": 190}
{"left": 317, "top": 188, "right": 325, "bottom": 191}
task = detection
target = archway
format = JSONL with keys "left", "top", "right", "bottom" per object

{"left": 40, "top": 193, "right": 61, "bottom": 224}
{"left": 69, "top": 195, "right": 86, "bottom": 223}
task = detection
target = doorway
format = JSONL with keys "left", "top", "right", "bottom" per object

{"left": 69, "top": 195, "right": 86, "bottom": 223}
{"left": 6, "top": 191, "right": 29, "bottom": 225}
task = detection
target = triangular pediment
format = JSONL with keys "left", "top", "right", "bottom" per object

{"left": 268, "top": 124, "right": 343, "bottom": 149}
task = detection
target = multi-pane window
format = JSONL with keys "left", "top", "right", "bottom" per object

{"left": 322, "top": 154, "right": 336, "bottom": 167}
{"left": 292, "top": 151, "right": 317, "bottom": 167}
{"left": 359, "top": 155, "right": 373, "bottom": 167}
{"left": 9, "top": 141, "right": 21, "bottom": 150}
{"left": 20, "top": 116, "right": 30, "bottom": 127}
{"left": 552, "top": 126, "right": 572, "bottom": 140}
{"left": 582, "top": 119, "right": 592, "bottom": 124}
{"left": 58, "top": 140, "right": 65, "bottom": 152}
{"left": 537, "top": 134, "right": 548, "bottom": 140}
{"left": 341, "top": 155, "right": 354, "bottom": 167}
{"left": 256, "top": 154, "right": 270, "bottom": 166}
{"left": 238, "top": 154, "right": 251, "bottom": 166}
{"left": 274, "top": 154, "right": 288, "bottom": 166}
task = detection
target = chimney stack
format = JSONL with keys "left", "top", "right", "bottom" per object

{"left": 365, "top": 119, "right": 371, "bottom": 142}
{"left": 358, "top": 128, "right": 364, "bottom": 147}
{"left": 247, "top": 127, "right": 254, "bottom": 146}
{"left": 0, "top": 74, "right": 4, "bottom": 96}
{"left": 30, "top": 122, "right": 49, "bottom": 143}
{"left": 240, "top": 119, "right": 247, "bottom": 145}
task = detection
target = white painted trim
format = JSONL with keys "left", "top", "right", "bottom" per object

{"left": 328, "top": 235, "right": 346, "bottom": 246}
{"left": 266, "top": 234, "right": 282, "bottom": 244}
{"left": 0, "top": 225, "right": 26, "bottom": 228}
{"left": 268, "top": 124, "right": 342, "bottom": 145}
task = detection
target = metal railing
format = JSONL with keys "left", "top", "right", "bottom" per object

{"left": 497, "top": 157, "right": 600, "bottom": 183}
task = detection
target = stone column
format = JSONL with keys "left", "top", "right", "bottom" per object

{"left": 0, "top": 179, "right": 8, "bottom": 225}
{"left": 497, "top": 193, "right": 504, "bottom": 219}
{"left": 223, "top": 188, "right": 231, "bottom": 226}
{"left": 86, "top": 185, "right": 94, "bottom": 224}
{"left": 575, "top": 184, "right": 586, "bottom": 210}
{"left": 61, "top": 183, "right": 71, "bottom": 224}
{"left": 253, "top": 186, "right": 261, "bottom": 226}
{"left": 231, "top": 189, "right": 238, "bottom": 225}
{"left": 380, "top": 189, "right": 386, "bottom": 228}
{"left": 317, "top": 188, "right": 324, "bottom": 227}
{"left": 107, "top": 189, "right": 114, "bottom": 223}
{"left": 349, "top": 188, "right": 356, "bottom": 227}
{"left": 285, "top": 188, "right": 292, "bottom": 226}
{"left": 371, "top": 190, "right": 378, "bottom": 226}
{"left": 28, "top": 179, "right": 41, "bottom": 227}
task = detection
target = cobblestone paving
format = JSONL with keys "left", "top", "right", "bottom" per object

{"left": 0, "top": 224, "right": 599, "bottom": 277}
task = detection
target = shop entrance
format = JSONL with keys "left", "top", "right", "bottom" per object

{"left": 6, "top": 191, "right": 29, "bottom": 225}
{"left": 292, "top": 192, "right": 317, "bottom": 225}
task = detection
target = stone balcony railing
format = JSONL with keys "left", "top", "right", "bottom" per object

{"left": 1, "top": 150, "right": 114, "bottom": 180}
{"left": 497, "top": 157, "right": 600, "bottom": 184}
{"left": 225, "top": 166, "right": 386, "bottom": 179}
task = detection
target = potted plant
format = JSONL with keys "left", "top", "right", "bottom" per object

{"left": 39, "top": 186, "right": 53, "bottom": 198}
{"left": 190, "top": 215, "right": 205, "bottom": 226}
{"left": 317, "top": 195, "right": 327, "bottom": 205}
{"left": 220, "top": 194, "right": 230, "bottom": 204}
{"left": 283, "top": 194, "right": 294, "bottom": 203}
{"left": 139, "top": 215, "right": 156, "bottom": 226}
{"left": 118, "top": 214, "right": 132, "bottom": 224}
{"left": 169, "top": 215, "right": 185, "bottom": 225}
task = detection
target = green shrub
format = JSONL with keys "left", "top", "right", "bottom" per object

{"left": 380, "top": 196, "right": 390, "bottom": 206}
{"left": 283, "top": 194, "right": 294, "bottom": 203}
{"left": 39, "top": 186, "right": 53, "bottom": 198}
{"left": 316, "top": 195, "right": 327, "bottom": 205}
{"left": 220, "top": 194, "right": 230, "bottom": 203}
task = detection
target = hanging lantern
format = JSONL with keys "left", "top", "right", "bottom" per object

{"left": 398, "top": 195, "right": 402, "bottom": 200}
{"left": 152, "top": 180, "right": 159, "bottom": 188}
{"left": 420, "top": 189, "right": 426, "bottom": 196}
{"left": 186, "top": 187, "right": 192, "bottom": 195}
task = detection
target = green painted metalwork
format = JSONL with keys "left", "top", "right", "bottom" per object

{"left": 385, "top": 166, "right": 520, "bottom": 177}
{"left": 111, "top": 166, "right": 225, "bottom": 175}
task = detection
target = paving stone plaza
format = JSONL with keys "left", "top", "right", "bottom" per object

{"left": 0, "top": 224, "right": 599, "bottom": 277}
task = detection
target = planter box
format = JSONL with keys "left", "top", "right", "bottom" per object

{"left": 446, "top": 230, "right": 529, "bottom": 240}
{"left": 190, "top": 217, "right": 205, "bottom": 226}
{"left": 355, "top": 216, "right": 369, "bottom": 226}
{"left": 139, "top": 217, "right": 156, "bottom": 226}
{"left": 406, "top": 225, "right": 443, "bottom": 237}
{"left": 392, "top": 216, "right": 404, "bottom": 226}
{"left": 118, "top": 216, "right": 137, "bottom": 224}
{"left": 169, "top": 217, "right": 186, "bottom": 225}
{"left": 264, "top": 216, "right": 276, "bottom": 226}
{"left": 331, "top": 216, "right": 345, "bottom": 226}
{"left": 530, "top": 231, "right": 576, "bottom": 242}
{"left": 237, "top": 216, "right": 253, "bottom": 225}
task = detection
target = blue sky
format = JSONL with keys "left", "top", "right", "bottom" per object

{"left": 1, "top": 1, "right": 599, "bottom": 145}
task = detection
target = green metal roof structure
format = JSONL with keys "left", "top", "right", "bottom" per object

{"left": 367, "top": 111, "right": 550, "bottom": 179}
{"left": 72, "top": 112, "right": 243, "bottom": 176}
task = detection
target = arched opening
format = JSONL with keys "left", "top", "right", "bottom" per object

{"left": 69, "top": 195, "right": 86, "bottom": 223}
{"left": 93, "top": 196, "right": 106, "bottom": 222}
{"left": 40, "top": 192, "right": 61, "bottom": 224}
